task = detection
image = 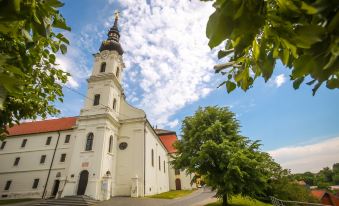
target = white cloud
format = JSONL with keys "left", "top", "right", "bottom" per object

{"left": 271, "top": 74, "right": 286, "bottom": 88}
{"left": 55, "top": 32, "right": 92, "bottom": 89}
{"left": 268, "top": 137, "right": 339, "bottom": 173}
{"left": 114, "top": 0, "right": 217, "bottom": 128}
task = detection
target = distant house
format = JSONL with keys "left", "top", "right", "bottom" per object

{"left": 297, "top": 180, "right": 307, "bottom": 186}
{"left": 311, "top": 190, "right": 339, "bottom": 206}
{"left": 328, "top": 186, "right": 339, "bottom": 191}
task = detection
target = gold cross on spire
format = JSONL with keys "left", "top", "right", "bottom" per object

{"left": 114, "top": 10, "right": 120, "bottom": 20}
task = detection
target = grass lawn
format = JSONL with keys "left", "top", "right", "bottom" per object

{"left": 0, "top": 198, "right": 36, "bottom": 205}
{"left": 147, "top": 189, "right": 196, "bottom": 199}
{"left": 206, "top": 196, "right": 272, "bottom": 206}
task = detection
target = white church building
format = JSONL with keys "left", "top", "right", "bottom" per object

{"left": 0, "top": 15, "right": 193, "bottom": 201}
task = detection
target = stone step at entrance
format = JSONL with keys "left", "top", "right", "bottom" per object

{"left": 34, "top": 195, "right": 98, "bottom": 206}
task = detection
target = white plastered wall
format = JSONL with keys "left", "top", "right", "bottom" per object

{"left": 144, "top": 124, "right": 170, "bottom": 196}
{"left": 0, "top": 130, "right": 74, "bottom": 199}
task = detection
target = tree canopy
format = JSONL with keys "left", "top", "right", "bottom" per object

{"left": 204, "top": 0, "right": 339, "bottom": 95}
{"left": 172, "top": 106, "right": 279, "bottom": 206}
{"left": 293, "top": 163, "right": 339, "bottom": 187}
{"left": 0, "top": 0, "right": 70, "bottom": 138}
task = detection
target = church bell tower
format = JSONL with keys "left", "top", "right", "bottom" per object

{"left": 63, "top": 12, "right": 125, "bottom": 200}
{"left": 80, "top": 11, "right": 125, "bottom": 118}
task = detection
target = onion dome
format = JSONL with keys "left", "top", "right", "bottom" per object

{"left": 99, "top": 11, "right": 124, "bottom": 55}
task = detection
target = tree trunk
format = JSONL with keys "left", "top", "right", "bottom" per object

{"left": 222, "top": 194, "right": 228, "bottom": 206}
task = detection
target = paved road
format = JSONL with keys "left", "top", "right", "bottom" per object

{"left": 3, "top": 189, "right": 217, "bottom": 206}
{"left": 97, "top": 188, "right": 217, "bottom": 206}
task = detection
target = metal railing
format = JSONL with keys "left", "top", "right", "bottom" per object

{"left": 270, "top": 197, "right": 332, "bottom": 206}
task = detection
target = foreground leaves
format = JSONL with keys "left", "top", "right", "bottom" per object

{"left": 206, "top": 0, "right": 339, "bottom": 94}
{"left": 0, "top": 0, "right": 70, "bottom": 139}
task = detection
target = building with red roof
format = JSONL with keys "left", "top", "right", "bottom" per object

{"left": 311, "top": 190, "right": 339, "bottom": 206}
{"left": 0, "top": 15, "right": 194, "bottom": 202}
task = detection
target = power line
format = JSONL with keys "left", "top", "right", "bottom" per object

{"left": 62, "top": 84, "right": 135, "bottom": 120}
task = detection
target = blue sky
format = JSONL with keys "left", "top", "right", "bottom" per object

{"left": 55, "top": 0, "right": 339, "bottom": 173}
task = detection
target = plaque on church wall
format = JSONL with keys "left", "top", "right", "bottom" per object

{"left": 82, "top": 162, "right": 89, "bottom": 167}
{"left": 119, "top": 142, "right": 128, "bottom": 150}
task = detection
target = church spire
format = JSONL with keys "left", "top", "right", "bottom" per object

{"left": 99, "top": 10, "right": 124, "bottom": 55}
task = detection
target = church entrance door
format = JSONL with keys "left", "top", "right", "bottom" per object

{"left": 77, "top": 170, "right": 89, "bottom": 195}
{"left": 175, "top": 178, "right": 181, "bottom": 190}
{"left": 51, "top": 180, "right": 60, "bottom": 197}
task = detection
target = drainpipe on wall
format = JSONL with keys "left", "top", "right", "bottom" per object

{"left": 42, "top": 131, "right": 61, "bottom": 199}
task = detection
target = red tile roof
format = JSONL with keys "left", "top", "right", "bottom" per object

{"left": 311, "top": 190, "right": 326, "bottom": 199}
{"left": 158, "top": 133, "right": 178, "bottom": 154}
{"left": 7, "top": 117, "right": 77, "bottom": 136}
{"left": 311, "top": 190, "right": 339, "bottom": 206}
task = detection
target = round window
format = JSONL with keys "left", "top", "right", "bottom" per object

{"left": 119, "top": 142, "right": 128, "bottom": 150}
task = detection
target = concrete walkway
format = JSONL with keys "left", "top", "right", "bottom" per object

{"left": 97, "top": 188, "right": 217, "bottom": 206}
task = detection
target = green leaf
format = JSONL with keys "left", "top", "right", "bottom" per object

{"left": 22, "top": 29, "right": 32, "bottom": 42}
{"left": 53, "top": 16, "right": 71, "bottom": 31}
{"left": 292, "top": 55, "right": 317, "bottom": 78}
{"left": 234, "top": 0, "right": 244, "bottom": 20}
{"left": 294, "top": 25, "right": 324, "bottom": 48}
{"left": 301, "top": 2, "right": 318, "bottom": 14}
{"left": 326, "top": 78, "right": 339, "bottom": 89}
{"left": 206, "top": 5, "right": 233, "bottom": 48}
{"left": 293, "top": 77, "right": 304, "bottom": 89}
{"left": 60, "top": 44, "right": 67, "bottom": 54}
{"left": 226, "top": 81, "right": 236, "bottom": 93}
{"left": 56, "top": 33, "right": 70, "bottom": 44}
{"left": 12, "top": 0, "right": 21, "bottom": 13}
{"left": 45, "top": 0, "right": 65, "bottom": 8}
{"left": 261, "top": 52, "right": 275, "bottom": 81}
{"left": 252, "top": 40, "right": 260, "bottom": 61}
{"left": 312, "top": 81, "right": 322, "bottom": 96}
{"left": 281, "top": 39, "right": 297, "bottom": 58}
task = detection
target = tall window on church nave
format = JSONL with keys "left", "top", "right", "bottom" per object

{"left": 108, "top": 135, "right": 113, "bottom": 153}
{"left": 85, "top": 133, "right": 94, "bottom": 151}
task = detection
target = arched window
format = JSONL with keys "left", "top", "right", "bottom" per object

{"left": 85, "top": 133, "right": 94, "bottom": 151}
{"left": 116, "top": 67, "right": 120, "bottom": 78}
{"left": 113, "top": 98, "right": 117, "bottom": 110}
{"left": 100, "top": 62, "right": 106, "bottom": 72}
{"left": 151, "top": 149, "right": 154, "bottom": 167}
{"left": 108, "top": 135, "right": 113, "bottom": 153}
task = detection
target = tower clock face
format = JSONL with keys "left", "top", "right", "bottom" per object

{"left": 119, "top": 142, "right": 128, "bottom": 150}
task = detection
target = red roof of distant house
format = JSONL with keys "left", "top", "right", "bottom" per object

{"left": 311, "top": 190, "right": 326, "bottom": 199}
{"left": 7, "top": 117, "right": 77, "bottom": 136}
{"left": 155, "top": 129, "right": 177, "bottom": 153}
{"left": 311, "top": 190, "right": 339, "bottom": 206}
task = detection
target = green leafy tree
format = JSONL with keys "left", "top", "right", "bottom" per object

{"left": 265, "top": 169, "right": 318, "bottom": 203}
{"left": 204, "top": 0, "right": 339, "bottom": 95}
{"left": 0, "top": 0, "right": 71, "bottom": 138}
{"left": 293, "top": 171, "right": 316, "bottom": 185}
{"left": 172, "top": 106, "right": 278, "bottom": 206}
{"left": 333, "top": 163, "right": 339, "bottom": 184}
